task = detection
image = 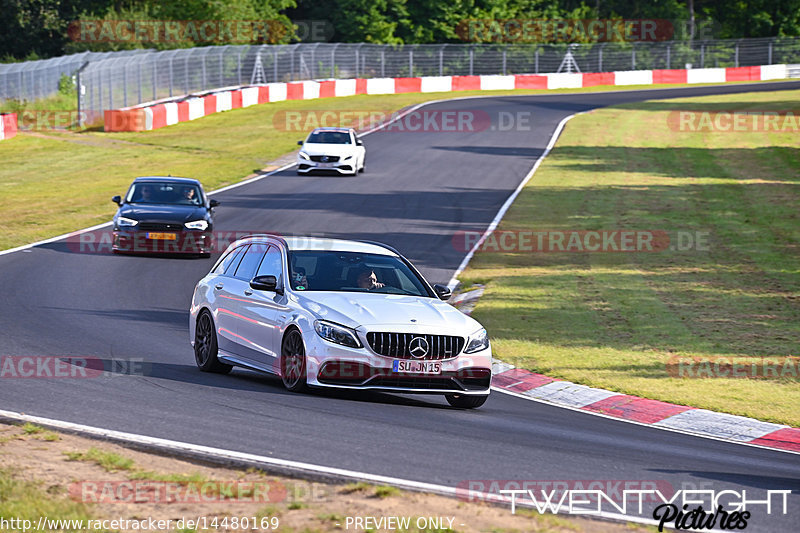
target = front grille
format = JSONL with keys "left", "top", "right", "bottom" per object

{"left": 367, "top": 332, "right": 464, "bottom": 360}
{"left": 137, "top": 222, "right": 184, "bottom": 231}
{"left": 310, "top": 155, "right": 340, "bottom": 162}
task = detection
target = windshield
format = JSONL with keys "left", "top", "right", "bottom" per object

{"left": 126, "top": 182, "right": 203, "bottom": 205}
{"left": 306, "top": 131, "right": 352, "bottom": 144}
{"left": 288, "top": 251, "right": 432, "bottom": 296}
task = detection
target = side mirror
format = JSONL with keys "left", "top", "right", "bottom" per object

{"left": 297, "top": 140, "right": 304, "bottom": 146}
{"left": 250, "top": 275, "right": 282, "bottom": 294}
{"left": 356, "top": 139, "right": 363, "bottom": 146}
{"left": 112, "top": 195, "right": 122, "bottom": 206}
{"left": 433, "top": 284, "right": 451, "bottom": 300}
{"left": 209, "top": 199, "right": 220, "bottom": 208}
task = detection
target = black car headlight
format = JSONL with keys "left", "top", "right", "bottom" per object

{"left": 185, "top": 220, "right": 209, "bottom": 230}
{"left": 464, "top": 328, "right": 490, "bottom": 354}
{"left": 314, "top": 320, "right": 362, "bottom": 348}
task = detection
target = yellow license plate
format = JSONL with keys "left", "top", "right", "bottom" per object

{"left": 146, "top": 232, "right": 177, "bottom": 240}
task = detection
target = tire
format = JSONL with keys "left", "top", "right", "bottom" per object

{"left": 280, "top": 329, "right": 307, "bottom": 392}
{"left": 359, "top": 155, "right": 365, "bottom": 173}
{"left": 194, "top": 311, "right": 232, "bottom": 374}
{"left": 445, "top": 394, "right": 488, "bottom": 409}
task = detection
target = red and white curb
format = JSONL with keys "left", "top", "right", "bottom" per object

{"left": 0, "top": 112, "right": 18, "bottom": 141}
{"left": 452, "top": 288, "right": 800, "bottom": 454}
{"left": 103, "top": 64, "right": 791, "bottom": 132}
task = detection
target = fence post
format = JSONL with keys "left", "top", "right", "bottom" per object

{"left": 439, "top": 46, "right": 444, "bottom": 76}
{"left": 666, "top": 44, "right": 671, "bottom": 69}
{"left": 735, "top": 42, "right": 739, "bottom": 67}
{"left": 203, "top": 52, "right": 208, "bottom": 88}
{"left": 768, "top": 39, "right": 773, "bottom": 64}
{"left": 535, "top": 48, "right": 539, "bottom": 74}
{"left": 381, "top": 50, "right": 385, "bottom": 77}
{"left": 185, "top": 55, "right": 189, "bottom": 94}
{"left": 107, "top": 65, "right": 112, "bottom": 109}
{"left": 502, "top": 48, "right": 507, "bottom": 75}
{"left": 409, "top": 49, "right": 413, "bottom": 77}
{"left": 169, "top": 56, "right": 173, "bottom": 97}
{"left": 238, "top": 50, "right": 242, "bottom": 85}
{"left": 123, "top": 63, "right": 128, "bottom": 107}
{"left": 138, "top": 61, "right": 142, "bottom": 103}
{"left": 76, "top": 61, "right": 89, "bottom": 128}
{"left": 700, "top": 44, "right": 705, "bottom": 68}
{"left": 469, "top": 47, "right": 474, "bottom": 75}
{"left": 273, "top": 49, "right": 278, "bottom": 82}
{"left": 632, "top": 45, "right": 636, "bottom": 70}
{"left": 598, "top": 45, "right": 603, "bottom": 72}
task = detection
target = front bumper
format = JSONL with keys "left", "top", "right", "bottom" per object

{"left": 112, "top": 229, "right": 214, "bottom": 254}
{"left": 303, "top": 333, "right": 492, "bottom": 395}
{"left": 296, "top": 157, "right": 355, "bottom": 174}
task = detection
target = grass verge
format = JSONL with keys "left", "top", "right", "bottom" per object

{"left": 0, "top": 80, "right": 786, "bottom": 251}
{"left": 460, "top": 89, "right": 800, "bottom": 426}
{"left": 0, "top": 422, "right": 649, "bottom": 533}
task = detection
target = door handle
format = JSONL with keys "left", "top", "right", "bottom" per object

{"left": 214, "top": 283, "right": 224, "bottom": 290}
{"left": 244, "top": 289, "right": 253, "bottom": 296}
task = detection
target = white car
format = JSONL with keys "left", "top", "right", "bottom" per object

{"left": 189, "top": 235, "right": 492, "bottom": 408}
{"left": 296, "top": 127, "right": 366, "bottom": 176}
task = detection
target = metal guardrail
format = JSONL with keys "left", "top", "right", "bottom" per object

{"left": 2, "top": 38, "right": 800, "bottom": 112}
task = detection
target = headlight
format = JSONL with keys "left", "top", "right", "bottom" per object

{"left": 185, "top": 220, "right": 209, "bottom": 230}
{"left": 314, "top": 320, "right": 362, "bottom": 348}
{"left": 117, "top": 216, "right": 138, "bottom": 227}
{"left": 464, "top": 328, "right": 490, "bottom": 354}
{"left": 298, "top": 151, "right": 310, "bottom": 160}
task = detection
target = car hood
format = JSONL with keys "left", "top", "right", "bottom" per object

{"left": 117, "top": 204, "right": 208, "bottom": 223}
{"left": 301, "top": 143, "right": 359, "bottom": 156}
{"left": 293, "top": 292, "right": 482, "bottom": 334}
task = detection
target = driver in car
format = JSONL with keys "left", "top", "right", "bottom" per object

{"left": 357, "top": 268, "right": 385, "bottom": 290}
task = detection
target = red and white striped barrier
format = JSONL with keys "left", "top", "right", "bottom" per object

{"left": 104, "top": 64, "right": 789, "bottom": 132}
{"left": 0, "top": 113, "right": 18, "bottom": 141}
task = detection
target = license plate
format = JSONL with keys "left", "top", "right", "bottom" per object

{"left": 392, "top": 360, "right": 441, "bottom": 374}
{"left": 316, "top": 162, "right": 335, "bottom": 168}
{"left": 146, "top": 232, "right": 177, "bottom": 240}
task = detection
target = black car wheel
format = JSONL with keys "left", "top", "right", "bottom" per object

{"left": 281, "top": 329, "right": 307, "bottom": 392}
{"left": 445, "top": 394, "right": 488, "bottom": 409}
{"left": 194, "top": 311, "right": 232, "bottom": 374}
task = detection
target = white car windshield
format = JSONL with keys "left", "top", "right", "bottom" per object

{"left": 288, "top": 251, "right": 432, "bottom": 296}
{"left": 306, "top": 131, "right": 352, "bottom": 144}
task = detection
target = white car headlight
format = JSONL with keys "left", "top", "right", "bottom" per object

{"left": 185, "top": 220, "right": 209, "bottom": 230}
{"left": 464, "top": 328, "right": 490, "bottom": 354}
{"left": 314, "top": 320, "right": 362, "bottom": 348}
{"left": 117, "top": 216, "right": 138, "bottom": 227}
{"left": 298, "top": 151, "right": 310, "bottom": 160}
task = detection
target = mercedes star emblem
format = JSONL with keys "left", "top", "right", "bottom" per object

{"left": 409, "top": 337, "right": 429, "bottom": 358}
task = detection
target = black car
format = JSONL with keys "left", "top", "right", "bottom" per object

{"left": 111, "top": 176, "right": 219, "bottom": 256}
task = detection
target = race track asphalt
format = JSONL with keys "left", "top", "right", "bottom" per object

{"left": 2, "top": 80, "right": 799, "bottom": 531}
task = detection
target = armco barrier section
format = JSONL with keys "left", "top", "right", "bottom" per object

{"left": 0, "top": 113, "right": 18, "bottom": 141}
{"left": 104, "top": 64, "right": 788, "bottom": 132}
